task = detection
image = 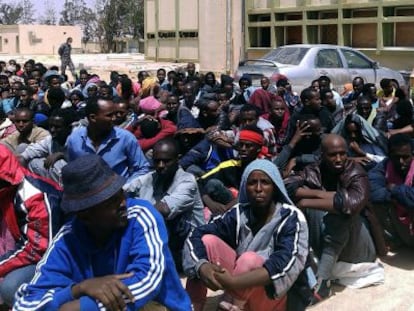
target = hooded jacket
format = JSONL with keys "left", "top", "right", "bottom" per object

{"left": 183, "top": 159, "right": 308, "bottom": 298}
{"left": 369, "top": 159, "right": 414, "bottom": 208}
{"left": 0, "top": 145, "right": 61, "bottom": 277}
{"left": 331, "top": 113, "right": 388, "bottom": 157}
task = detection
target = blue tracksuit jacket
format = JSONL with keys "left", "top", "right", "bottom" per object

{"left": 13, "top": 198, "right": 191, "bottom": 311}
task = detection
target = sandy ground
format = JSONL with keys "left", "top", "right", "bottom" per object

{"left": 139, "top": 247, "right": 414, "bottom": 310}
{"left": 195, "top": 247, "right": 414, "bottom": 311}
{"left": 310, "top": 247, "right": 414, "bottom": 311}
{"left": 7, "top": 53, "right": 414, "bottom": 311}
{"left": 4, "top": 53, "right": 188, "bottom": 83}
{"left": 151, "top": 246, "right": 414, "bottom": 311}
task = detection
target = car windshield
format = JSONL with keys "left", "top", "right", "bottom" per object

{"left": 262, "top": 47, "right": 310, "bottom": 65}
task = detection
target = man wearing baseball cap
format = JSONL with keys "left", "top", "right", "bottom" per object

{"left": 14, "top": 154, "right": 191, "bottom": 311}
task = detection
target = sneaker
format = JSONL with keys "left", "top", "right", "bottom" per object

{"left": 309, "top": 279, "right": 331, "bottom": 306}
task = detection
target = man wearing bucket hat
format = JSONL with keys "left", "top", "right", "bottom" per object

{"left": 42, "top": 70, "right": 64, "bottom": 89}
{"left": 14, "top": 154, "right": 191, "bottom": 311}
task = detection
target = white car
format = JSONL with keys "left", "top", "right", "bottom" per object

{"left": 235, "top": 44, "right": 405, "bottom": 93}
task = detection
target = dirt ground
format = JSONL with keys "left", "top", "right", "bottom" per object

{"left": 4, "top": 53, "right": 188, "bottom": 83}
{"left": 197, "top": 247, "right": 414, "bottom": 311}
{"left": 310, "top": 247, "right": 414, "bottom": 311}
{"left": 143, "top": 247, "right": 414, "bottom": 310}
{"left": 7, "top": 53, "right": 414, "bottom": 311}
{"left": 314, "top": 249, "right": 414, "bottom": 311}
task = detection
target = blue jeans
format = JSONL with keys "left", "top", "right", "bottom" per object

{"left": 0, "top": 264, "right": 36, "bottom": 306}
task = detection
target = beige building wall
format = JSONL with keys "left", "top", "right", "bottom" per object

{"left": 146, "top": 0, "right": 157, "bottom": 33}
{"left": 145, "top": 0, "right": 243, "bottom": 74}
{"left": 158, "top": 0, "right": 175, "bottom": 30}
{"left": 199, "top": 1, "right": 243, "bottom": 73}
{"left": 179, "top": 0, "right": 198, "bottom": 30}
{"left": 0, "top": 25, "right": 19, "bottom": 54}
{"left": 159, "top": 40, "right": 176, "bottom": 59}
{"left": 176, "top": 0, "right": 198, "bottom": 61}
{"left": 179, "top": 39, "right": 198, "bottom": 60}
{"left": 0, "top": 25, "right": 82, "bottom": 55}
{"left": 199, "top": 1, "right": 226, "bottom": 73}
{"left": 231, "top": 1, "right": 243, "bottom": 74}
{"left": 146, "top": 0, "right": 197, "bottom": 61}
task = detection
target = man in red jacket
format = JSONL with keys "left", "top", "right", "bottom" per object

{"left": 0, "top": 145, "right": 61, "bottom": 307}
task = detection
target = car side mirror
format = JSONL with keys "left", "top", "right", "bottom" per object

{"left": 372, "top": 61, "right": 379, "bottom": 69}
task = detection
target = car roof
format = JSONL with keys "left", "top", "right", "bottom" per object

{"left": 279, "top": 44, "right": 351, "bottom": 49}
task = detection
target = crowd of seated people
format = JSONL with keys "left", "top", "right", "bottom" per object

{"left": 0, "top": 58, "right": 411, "bottom": 310}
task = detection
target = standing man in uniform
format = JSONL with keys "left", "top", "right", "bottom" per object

{"left": 58, "top": 37, "right": 76, "bottom": 79}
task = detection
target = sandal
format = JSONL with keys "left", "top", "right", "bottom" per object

{"left": 309, "top": 279, "right": 332, "bottom": 306}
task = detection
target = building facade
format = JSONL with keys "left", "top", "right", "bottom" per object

{"left": 145, "top": 0, "right": 243, "bottom": 74}
{"left": 0, "top": 25, "right": 82, "bottom": 55}
{"left": 245, "top": 0, "right": 414, "bottom": 71}
{"left": 145, "top": 0, "right": 414, "bottom": 72}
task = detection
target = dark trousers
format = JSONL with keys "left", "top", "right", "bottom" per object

{"left": 306, "top": 209, "right": 376, "bottom": 280}
{"left": 203, "top": 179, "right": 233, "bottom": 205}
{"left": 372, "top": 203, "right": 414, "bottom": 248}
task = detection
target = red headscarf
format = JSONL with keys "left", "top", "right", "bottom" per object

{"left": 239, "top": 129, "right": 270, "bottom": 159}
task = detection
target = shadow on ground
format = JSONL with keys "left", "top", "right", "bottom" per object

{"left": 380, "top": 247, "right": 414, "bottom": 270}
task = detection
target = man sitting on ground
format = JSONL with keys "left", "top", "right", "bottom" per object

{"left": 14, "top": 154, "right": 191, "bottom": 311}
{"left": 277, "top": 114, "right": 323, "bottom": 176}
{"left": 66, "top": 97, "right": 150, "bottom": 190}
{"left": 19, "top": 108, "right": 78, "bottom": 185}
{"left": 238, "top": 104, "right": 277, "bottom": 157}
{"left": 113, "top": 100, "right": 136, "bottom": 129}
{"left": 286, "top": 87, "right": 334, "bottom": 144}
{"left": 285, "top": 134, "right": 377, "bottom": 305}
{"left": 129, "top": 138, "right": 205, "bottom": 269}
{"left": 199, "top": 125, "right": 265, "bottom": 215}
{"left": 1, "top": 107, "right": 50, "bottom": 154}
{"left": 355, "top": 96, "right": 386, "bottom": 132}
{"left": 369, "top": 133, "right": 414, "bottom": 248}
